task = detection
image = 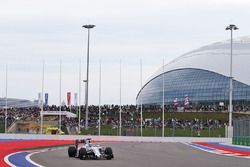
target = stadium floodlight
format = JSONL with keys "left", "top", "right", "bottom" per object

{"left": 226, "top": 24, "right": 239, "bottom": 31}
{"left": 82, "top": 24, "right": 95, "bottom": 130}
{"left": 82, "top": 25, "right": 96, "bottom": 29}
{"left": 225, "top": 24, "right": 238, "bottom": 137}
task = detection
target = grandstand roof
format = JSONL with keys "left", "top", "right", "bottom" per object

{"left": 43, "top": 111, "right": 76, "bottom": 117}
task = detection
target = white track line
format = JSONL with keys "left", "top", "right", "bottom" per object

{"left": 26, "top": 152, "right": 44, "bottom": 167}
{"left": 4, "top": 151, "right": 23, "bottom": 167}
{"left": 4, "top": 147, "right": 67, "bottom": 167}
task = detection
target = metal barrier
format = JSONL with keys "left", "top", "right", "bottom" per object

{"left": 0, "top": 133, "right": 231, "bottom": 143}
{"left": 233, "top": 117, "right": 250, "bottom": 146}
{"left": 80, "top": 127, "right": 225, "bottom": 138}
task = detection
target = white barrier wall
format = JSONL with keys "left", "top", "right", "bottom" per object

{"left": 0, "top": 134, "right": 232, "bottom": 143}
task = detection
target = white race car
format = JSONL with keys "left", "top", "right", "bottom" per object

{"left": 68, "top": 138, "right": 114, "bottom": 160}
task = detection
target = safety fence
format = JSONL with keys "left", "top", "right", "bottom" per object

{"left": 233, "top": 117, "right": 250, "bottom": 146}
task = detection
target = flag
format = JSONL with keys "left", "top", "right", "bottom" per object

{"left": 173, "top": 97, "right": 178, "bottom": 107}
{"left": 45, "top": 93, "right": 48, "bottom": 106}
{"left": 67, "top": 92, "right": 71, "bottom": 106}
{"left": 74, "top": 93, "right": 78, "bottom": 106}
{"left": 184, "top": 95, "right": 189, "bottom": 106}
{"left": 38, "top": 92, "right": 42, "bottom": 107}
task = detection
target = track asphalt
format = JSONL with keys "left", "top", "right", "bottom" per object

{"left": 31, "top": 142, "right": 250, "bottom": 167}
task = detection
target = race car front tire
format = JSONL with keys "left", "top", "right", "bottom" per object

{"left": 105, "top": 147, "right": 113, "bottom": 160}
{"left": 79, "top": 148, "right": 87, "bottom": 160}
{"left": 68, "top": 146, "right": 77, "bottom": 157}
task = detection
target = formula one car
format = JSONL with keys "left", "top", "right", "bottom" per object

{"left": 68, "top": 138, "right": 114, "bottom": 160}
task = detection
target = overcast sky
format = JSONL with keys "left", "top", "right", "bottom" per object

{"left": 0, "top": 0, "right": 250, "bottom": 105}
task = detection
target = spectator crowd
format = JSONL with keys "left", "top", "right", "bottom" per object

{"left": 0, "top": 103, "right": 237, "bottom": 132}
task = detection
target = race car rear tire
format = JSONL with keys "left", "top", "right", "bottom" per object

{"left": 68, "top": 146, "right": 77, "bottom": 157}
{"left": 105, "top": 147, "right": 113, "bottom": 160}
{"left": 79, "top": 148, "right": 87, "bottom": 160}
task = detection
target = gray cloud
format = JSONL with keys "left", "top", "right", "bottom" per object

{"left": 0, "top": 0, "right": 250, "bottom": 104}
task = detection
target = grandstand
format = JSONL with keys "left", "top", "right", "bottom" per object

{"left": 7, "top": 110, "right": 76, "bottom": 134}
{"left": 0, "top": 96, "right": 79, "bottom": 134}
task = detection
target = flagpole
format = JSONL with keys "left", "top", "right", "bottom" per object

{"left": 41, "top": 61, "right": 45, "bottom": 134}
{"left": 59, "top": 60, "right": 62, "bottom": 131}
{"left": 162, "top": 57, "right": 165, "bottom": 137}
{"left": 5, "top": 65, "right": 8, "bottom": 134}
{"left": 119, "top": 59, "right": 122, "bottom": 136}
{"left": 140, "top": 59, "right": 143, "bottom": 136}
{"left": 70, "top": 98, "right": 71, "bottom": 113}
{"left": 69, "top": 93, "right": 71, "bottom": 113}
{"left": 78, "top": 59, "right": 82, "bottom": 135}
{"left": 98, "top": 59, "right": 102, "bottom": 136}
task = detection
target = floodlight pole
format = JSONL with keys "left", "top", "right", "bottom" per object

{"left": 59, "top": 60, "right": 62, "bottom": 131}
{"left": 98, "top": 59, "right": 102, "bottom": 136}
{"left": 226, "top": 24, "right": 238, "bottom": 131}
{"left": 78, "top": 59, "right": 82, "bottom": 135}
{"left": 119, "top": 59, "right": 122, "bottom": 136}
{"left": 82, "top": 24, "right": 95, "bottom": 130}
{"left": 40, "top": 61, "right": 45, "bottom": 134}
{"left": 83, "top": 80, "right": 87, "bottom": 129}
{"left": 140, "top": 59, "right": 143, "bottom": 136}
{"left": 5, "top": 65, "right": 8, "bottom": 134}
{"left": 162, "top": 58, "right": 165, "bottom": 137}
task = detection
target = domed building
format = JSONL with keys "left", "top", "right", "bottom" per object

{"left": 136, "top": 36, "right": 250, "bottom": 109}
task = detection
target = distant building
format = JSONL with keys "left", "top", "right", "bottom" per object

{"left": 0, "top": 98, "right": 38, "bottom": 108}
{"left": 137, "top": 36, "right": 250, "bottom": 106}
